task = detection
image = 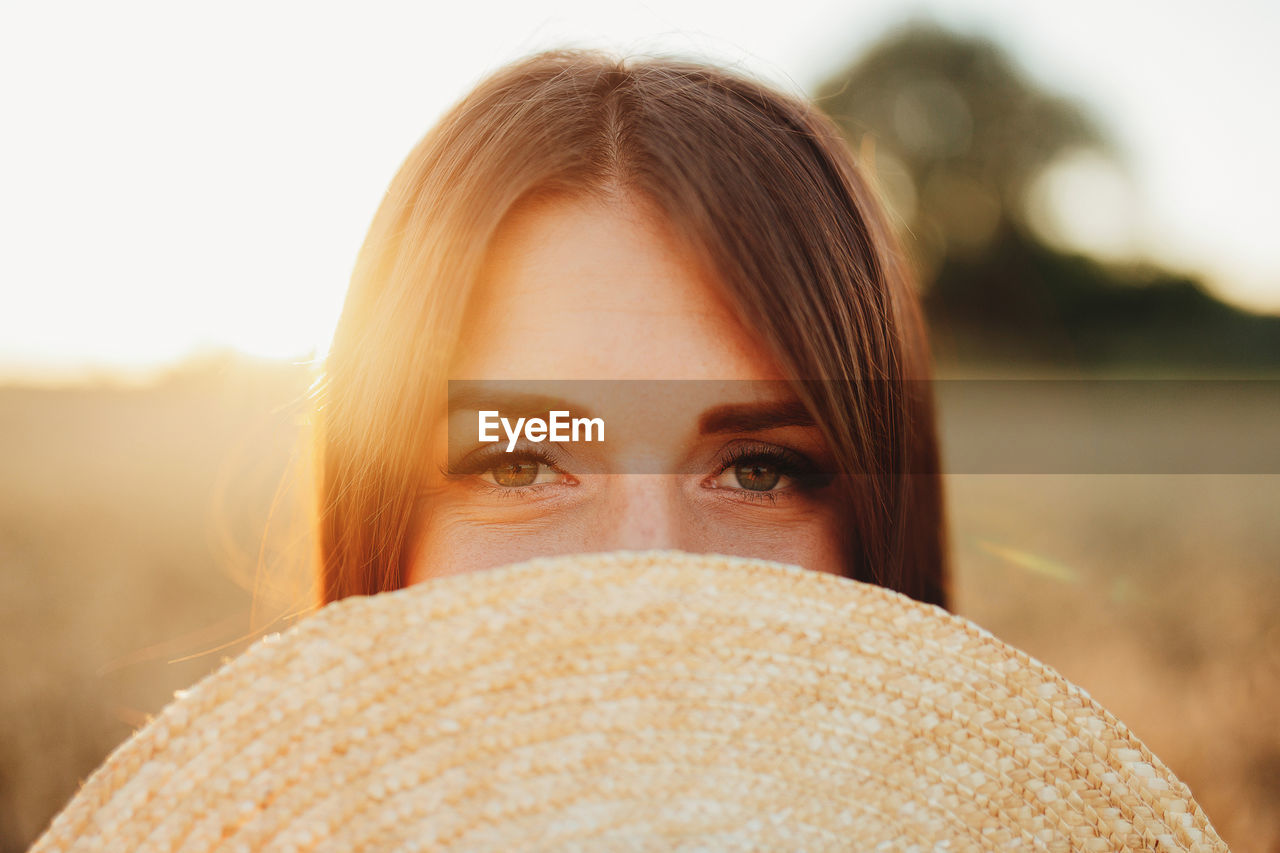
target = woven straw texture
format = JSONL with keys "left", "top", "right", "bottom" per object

{"left": 33, "top": 550, "right": 1227, "bottom": 852}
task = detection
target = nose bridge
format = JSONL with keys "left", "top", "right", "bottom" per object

{"left": 600, "top": 474, "right": 682, "bottom": 552}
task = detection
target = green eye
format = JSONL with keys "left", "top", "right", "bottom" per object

{"left": 490, "top": 461, "right": 540, "bottom": 487}
{"left": 734, "top": 461, "right": 781, "bottom": 491}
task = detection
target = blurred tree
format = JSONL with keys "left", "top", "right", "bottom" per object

{"left": 815, "top": 20, "right": 1280, "bottom": 368}
{"left": 815, "top": 20, "right": 1108, "bottom": 275}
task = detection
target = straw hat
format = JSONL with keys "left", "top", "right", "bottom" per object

{"left": 33, "top": 550, "right": 1227, "bottom": 851}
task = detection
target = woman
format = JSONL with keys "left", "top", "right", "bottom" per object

{"left": 316, "top": 49, "right": 949, "bottom": 608}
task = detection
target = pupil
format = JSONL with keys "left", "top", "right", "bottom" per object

{"left": 735, "top": 461, "right": 780, "bottom": 491}
{"left": 492, "top": 461, "right": 539, "bottom": 487}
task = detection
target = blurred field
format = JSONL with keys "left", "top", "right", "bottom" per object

{"left": 1, "top": 361, "right": 1276, "bottom": 851}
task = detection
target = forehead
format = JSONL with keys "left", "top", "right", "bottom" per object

{"left": 448, "top": 194, "right": 788, "bottom": 383}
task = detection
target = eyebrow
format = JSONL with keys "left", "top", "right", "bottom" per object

{"left": 447, "top": 389, "right": 598, "bottom": 422}
{"left": 698, "top": 400, "right": 816, "bottom": 434}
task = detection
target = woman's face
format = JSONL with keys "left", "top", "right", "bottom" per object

{"left": 406, "top": 194, "right": 846, "bottom": 582}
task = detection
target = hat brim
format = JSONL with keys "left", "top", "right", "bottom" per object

{"left": 33, "top": 550, "right": 1227, "bottom": 851}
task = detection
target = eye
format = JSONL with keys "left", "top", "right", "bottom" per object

{"left": 480, "top": 458, "right": 562, "bottom": 488}
{"left": 704, "top": 441, "right": 832, "bottom": 499}
{"left": 723, "top": 459, "right": 785, "bottom": 491}
{"left": 709, "top": 452, "right": 797, "bottom": 493}
{"left": 445, "top": 445, "right": 573, "bottom": 493}
{"left": 490, "top": 460, "right": 538, "bottom": 487}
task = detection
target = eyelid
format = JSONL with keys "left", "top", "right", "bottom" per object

{"left": 711, "top": 440, "right": 818, "bottom": 475}
{"left": 447, "top": 442, "right": 569, "bottom": 478}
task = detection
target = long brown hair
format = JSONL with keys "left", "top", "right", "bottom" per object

{"left": 316, "top": 50, "right": 950, "bottom": 608}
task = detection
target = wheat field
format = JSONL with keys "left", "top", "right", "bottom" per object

{"left": 1, "top": 364, "right": 1276, "bottom": 851}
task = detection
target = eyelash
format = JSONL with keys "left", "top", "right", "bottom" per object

{"left": 442, "top": 441, "right": 830, "bottom": 504}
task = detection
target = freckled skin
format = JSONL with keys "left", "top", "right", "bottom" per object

{"left": 406, "top": 195, "right": 845, "bottom": 583}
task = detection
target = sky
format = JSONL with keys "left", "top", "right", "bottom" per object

{"left": 1, "top": 0, "right": 1277, "bottom": 380}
